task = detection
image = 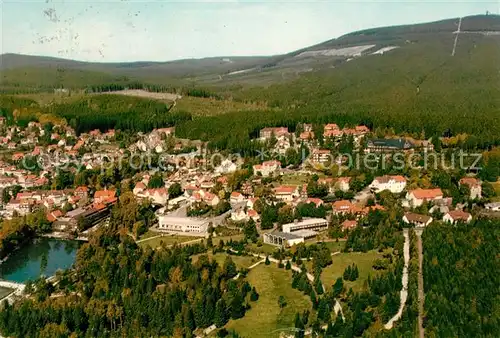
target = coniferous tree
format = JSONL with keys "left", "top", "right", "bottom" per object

{"left": 214, "top": 299, "right": 228, "bottom": 328}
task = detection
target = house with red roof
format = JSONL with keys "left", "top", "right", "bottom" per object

{"left": 94, "top": 189, "right": 116, "bottom": 204}
{"left": 443, "top": 210, "right": 472, "bottom": 224}
{"left": 47, "top": 210, "right": 64, "bottom": 223}
{"left": 143, "top": 188, "right": 169, "bottom": 205}
{"left": 133, "top": 182, "right": 147, "bottom": 195}
{"left": 259, "top": 127, "right": 289, "bottom": 140}
{"left": 253, "top": 160, "right": 281, "bottom": 177}
{"left": 230, "top": 191, "right": 245, "bottom": 205}
{"left": 405, "top": 188, "right": 443, "bottom": 207}
{"left": 342, "top": 220, "right": 357, "bottom": 230}
{"left": 75, "top": 186, "right": 89, "bottom": 199}
{"left": 459, "top": 177, "right": 482, "bottom": 200}
{"left": 274, "top": 185, "right": 299, "bottom": 202}
{"left": 201, "top": 190, "right": 220, "bottom": 206}
{"left": 332, "top": 200, "right": 363, "bottom": 215}
{"left": 304, "top": 198, "right": 324, "bottom": 208}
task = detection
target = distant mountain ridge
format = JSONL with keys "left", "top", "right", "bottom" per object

{"left": 1, "top": 14, "right": 499, "bottom": 89}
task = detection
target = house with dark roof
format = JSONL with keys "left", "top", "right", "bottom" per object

{"left": 403, "top": 212, "right": 433, "bottom": 227}
{"left": 366, "top": 138, "right": 414, "bottom": 153}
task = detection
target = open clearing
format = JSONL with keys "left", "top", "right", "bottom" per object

{"left": 225, "top": 264, "right": 312, "bottom": 337}
{"left": 246, "top": 243, "right": 279, "bottom": 255}
{"left": 104, "top": 89, "right": 181, "bottom": 101}
{"left": 171, "top": 96, "right": 268, "bottom": 116}
{"left": 314, "top": 250, "right": 386, "bottom": 292}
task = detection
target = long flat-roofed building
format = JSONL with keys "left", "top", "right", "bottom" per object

{"left": 264, "top": 231, "right": 304, "bottom": 247}
{"left": 158, "top": 215, "right": 209, "bottom": 234}
{"left": 282, "top": 218, "right": 328, "bottom": 233}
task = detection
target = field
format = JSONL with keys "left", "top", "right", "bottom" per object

{"left": 307, "top": 240, "right": 345, "bottom": 253}
{"left": 246, "top": 243, "right": 279, "bottom": 255}
{"left": 171, "top": 95, "right": 269, "bottom": 117}
{"left": 225, "top": 264, "right": 312, "bottom": 337}
{"left": 0, "top": 286, "right": 14, "bottom": 300}
{"left": 279, "top": 174, "right": 311, "bottom": 186}
{"left": 137, "top": 234, "right": 202, "bottom": 249}
{"left": 315, "top": 250, "right": 386, "bottom": 293}
{"left": 103, "top": 89, "right": 180, "bottom": 102}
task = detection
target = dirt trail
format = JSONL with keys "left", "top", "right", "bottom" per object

{"left": 384, "top": 229, "right": 410, "bottom": 330}
{"left": 417, "top": 229, "right": 425, "bottom": 338}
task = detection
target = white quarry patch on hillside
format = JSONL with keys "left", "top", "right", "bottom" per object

{"left": 372, "top": 46, "right": 400, "bottom": 55}
{"left": 227, "top": 68, "right": 256, "bottom": 75}
{"left": 296, "top": 44, "right": 376, "bottom": 58}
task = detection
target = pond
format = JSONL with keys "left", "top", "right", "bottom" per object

{"left": 0, "top": 238, "right": 80, "bottom": 283}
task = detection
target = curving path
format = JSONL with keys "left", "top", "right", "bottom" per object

{"left": 384, "top": 229, "right": 410, "bottom": 330}
{"left": 416, "top": 229, "right": 425, "bottom": 338}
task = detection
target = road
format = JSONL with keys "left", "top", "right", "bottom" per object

{"left": 451, "top": 17, "right": 462, "bottom": 56}
{"left": 384, "top": 228, "right": 410, "bottom": 330}
{"left": 416, "top": 228, "right": 425, "bottom": 338}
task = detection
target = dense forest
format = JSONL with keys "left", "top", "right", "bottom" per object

{"left": 422, "top": 220, "right": 500, "bottom": 337}
{"left": 0, "top": 195, "right": 253, "bottom": 337}
{"left": 44, "top": 95, "right": 192, "bottom": 134}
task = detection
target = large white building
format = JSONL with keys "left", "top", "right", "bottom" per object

{"left": 282, "top": 218, "right": 328, "bottom": 233}
{"left": 263, "top": 231, "right": 304, "bottom": 247}
{"left": 158, "top": 216, "right": 209, "bottom": 234}
{"left": 369, "top": 175, "right": 407, "bottom": 194}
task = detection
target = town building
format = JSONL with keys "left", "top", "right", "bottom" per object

{"left": 403, "top": 212, "right": 433, "bottom": 227}
{"left": 253, "top": 160, "right": 281, "bottom": 177}
{"left": 459, "top": 177, "right": 482, "bottom": 200}
{"left": 485, "top": 202, "right": 500, "bottom": 211}
{"left": 215, "top": 159, "right": 238, "bottom": 174}
{"left": 230, "top": 192, "right": 245, "bottom": 205}
{"left": 274, "top": 186, "right": 299, "bottom": 202}
{"left": 443, "top": 210, "right": 472, "bottom": 224}
{"left": 263, "top": 231, "right": 304, "bottom": 247}
{"left": 405, "top": 188, "right": 443, "bottom": 207}
{"left": 369, "top": 175, "right": 407, "bottom": 193}
{"left": 282, "top": 218, "right": 328, "bottom": 233}
{"left": 335, "top": 177, "right": 351, "bottom": 192}
{"left": 259, "top": 127, "right": 289, "bottom": 140}
{"left": 311, "top": 149, "right": 332, "bottom": 164}
{"left": 342, "top": 220, "right": 358, "bottom": 230}
{"left": 158, "top": 215, "right": 209, "bottom": 234}
{"left": 366, "top": 138, "right": 414, "bottom": 153}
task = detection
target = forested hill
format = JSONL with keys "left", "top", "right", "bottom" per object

{"left": 1, "top": 15, "right": 499, "bottom": 148}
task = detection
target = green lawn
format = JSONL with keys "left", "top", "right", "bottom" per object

{"left": 305, "top": 240, "right": 345, "bottom": 253}
{"left": 0, "top": 286, "right": 14, "bottom": 300}
{"left": 192, "top": 252, "right": 258, "bottom": 270}
{"left": 138, "top": 234, "right": 202, "bottom": 249}
{"left": 279, "top": 174, "right": 311, "bottom": 186}
{"left": 316, "top": 250, "right": 386, "bottom": 293}
{"left": 246, "top": 243, "right": 279, "bottom": 255}
{"left": 225, "top": 265, "right": 312, "bottom": 338}
{"left": 138, "top": 230, "right": 159, "bottom": 240}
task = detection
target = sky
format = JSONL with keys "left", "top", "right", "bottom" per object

{"left": 1, "top": 0, "right": 499, "bottom": 62}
